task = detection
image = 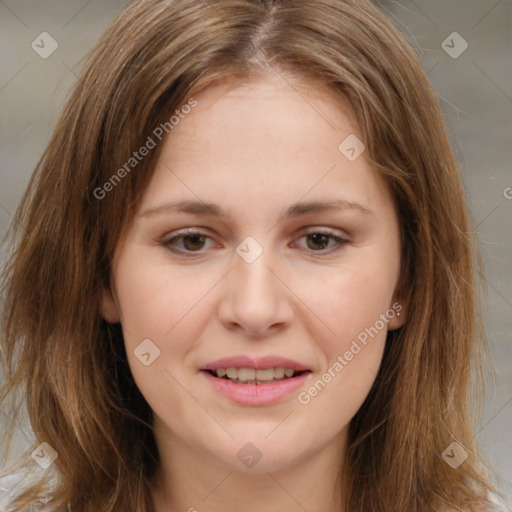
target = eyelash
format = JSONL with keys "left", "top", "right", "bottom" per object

{"left": 159, "top": 228, "right": 349, "bottom": 256}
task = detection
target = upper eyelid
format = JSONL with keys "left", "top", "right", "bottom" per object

{"left": 161, "top": 227, "right": 349, "bottom": 253}
{"left": 163, "top": 226, "right": 347, "bottom": 241}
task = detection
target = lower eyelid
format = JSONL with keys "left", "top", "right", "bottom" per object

{"left": 162, "top": 233, "right": 215, "bottom": 251}
{"left": 159, "top": 230, "right": 348, "bottom": 254}
{"left": 293, "top": 233, "right": 348, "bottom": 251}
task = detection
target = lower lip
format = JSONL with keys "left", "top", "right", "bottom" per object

{"left": 201, "top": 371, "right": 311, "bottom": 406}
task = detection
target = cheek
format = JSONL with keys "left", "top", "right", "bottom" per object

{"left": 288, "top": 259, "right": 396, "bottom": 408}
{"left": 113, "top": 257, "right": 220, "bottom": 423}
{"left": 293, "top": 275, "right": 390, "bottom": 433}
{"left": 291, "top": 260, "right": 397, "bottom": 347}
{"left": 115, "top": 250, "right": 206, "bottom": 335}
{"left": 113, "top": 252, "right": 217, "bottom": 380}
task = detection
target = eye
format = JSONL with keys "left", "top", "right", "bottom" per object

{"left": 160, "top": 229, "right": 217, "bottom": 254}
{"left": 293, "top": 229, "right": 348, "bottom": 253}
{"left": 159, "top": 227, "right": 349, "bottom": 256}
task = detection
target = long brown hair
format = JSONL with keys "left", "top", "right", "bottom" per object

{"left": 0, "top": 0, "right": 501, "bottom": 510}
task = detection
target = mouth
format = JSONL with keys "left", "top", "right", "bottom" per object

{"left": 199, "top": 356, "right": 313, "bottom": 406}
{"left": 202, "top": 367, "right": 311, "bottom": 385}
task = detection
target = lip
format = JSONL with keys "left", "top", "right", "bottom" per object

{"left": 201, "top": 370, "right": 311, "bottom": 406}
{"left": 200, "top": 355, "right": 311, "bottom": 372}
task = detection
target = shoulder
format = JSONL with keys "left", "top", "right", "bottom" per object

{"left": 438, "top": 493, "right": 511, "bottom": 512}
{"left": 0, "top": 468, "right": 26, "bottom": 510}
{"left": 0, "top": 467, "right": 63, "bottom": 512}
{"left": 488, "top": 491, "right": 512, "bottom": 512}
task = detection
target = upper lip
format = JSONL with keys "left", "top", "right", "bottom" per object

{"left": 200, "top": 355, "right": 311, "bottom": 372}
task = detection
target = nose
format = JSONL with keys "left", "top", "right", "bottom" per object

{"left": 217, "top": 247, "right": 294, "bottom": 338}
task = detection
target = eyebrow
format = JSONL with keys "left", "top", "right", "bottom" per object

{"left": 140, "top": 198, "right": 374, "bottom": 219}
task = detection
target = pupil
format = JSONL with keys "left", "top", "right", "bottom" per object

{"left": 308, "top": 233, "right": 328, "bottom": 250}
{"left": 182, "top": 234, "right": 329, "bottom": 251}
{"left": 184, "top": 234, "right": 205, "bottom": 251}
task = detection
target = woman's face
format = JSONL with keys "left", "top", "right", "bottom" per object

{"left": 102, "top": 75, "right": 406, "bottom": 475}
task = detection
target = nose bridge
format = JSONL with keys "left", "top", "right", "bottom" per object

{"left": 217, "top": 237, "right": 293, "bottom": 336}
{"left": 237, "top": 249, "right": 274, "bottom": 295}
{"left": 233, "top": 240, "right": 280, "bottom": 309}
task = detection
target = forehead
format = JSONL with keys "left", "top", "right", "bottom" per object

{"left": 184, "top": 73, "right": 359, "bottom": 136}
{"left": 136, "top": 74, "right": 392, "bottom": 222}
{"left": 156, "top": 74, "right": 361, "bottom": 174}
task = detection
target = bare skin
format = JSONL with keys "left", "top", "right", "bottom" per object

{"left": 101, "top": 73, "right": 407, "bottom": 512}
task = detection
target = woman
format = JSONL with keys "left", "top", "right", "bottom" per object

{"left": 0, "top": 0, "right": 506, "bottom": 510}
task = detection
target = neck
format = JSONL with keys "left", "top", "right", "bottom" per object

{"left": 150, "top": 425, "right": 347, "bottom": 512}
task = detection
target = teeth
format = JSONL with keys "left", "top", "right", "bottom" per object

{"left": 255, "top": 368, "right": 274, "bottom": 381}
{"left": 274, "top": 367, "right": 285, "bottom": 378}
{"left": 214, "top": 367, "right": 299, "bottom": 383}
{"left": 226, "top": 368, "right": 237, "bottom": 379}
{"left": 238, "top": 368, "right": 255, "bottom": 381}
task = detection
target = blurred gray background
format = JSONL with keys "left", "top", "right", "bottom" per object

{"left": 0, "top": 0, "right": 511, "bottom": 503}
